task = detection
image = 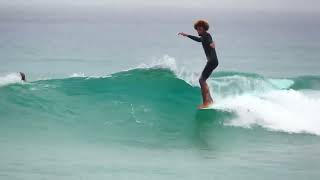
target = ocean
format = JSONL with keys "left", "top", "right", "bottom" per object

{"left": 1, "top": 12, "right": 320, "bottom": 179}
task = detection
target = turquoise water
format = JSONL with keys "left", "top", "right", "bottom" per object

{"left": 1, "top": 13, "right": 320, "bottom": 180}
{"left": 1, "top": 68, "right": 320, "bottom": 179}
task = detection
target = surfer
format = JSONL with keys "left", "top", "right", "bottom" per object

{"left": 178, "top": 20, "right": 219, "bottom": 109}
{"left": 19, "top": 72, "right": 26, "bottom": 81}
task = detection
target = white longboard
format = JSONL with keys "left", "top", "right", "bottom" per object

{"left": 198, "top": 103, "right": 227, "bottom": 111}
{"left": 198, "top": 104, "right": 216, "bottom": 110}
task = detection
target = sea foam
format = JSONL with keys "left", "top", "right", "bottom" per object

{"left": 0, "top": 73, "right": 23, "bottom": 87}
{"left": 215, "top": 90, "right": 320, "bottom": 135}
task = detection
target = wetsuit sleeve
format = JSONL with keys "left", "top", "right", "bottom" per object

{"left": 187, "top": 35, "right": 202, "bottom": 42}
{"left": 205, "top": 34, "right": 213, "bottom": 44}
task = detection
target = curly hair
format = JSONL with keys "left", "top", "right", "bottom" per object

{"left": 194, "top": 20, "right": 210, "bottom": 31}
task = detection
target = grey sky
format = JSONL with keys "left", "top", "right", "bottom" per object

{"left": 1, "top": 0, "right": 320, "bottom": 13}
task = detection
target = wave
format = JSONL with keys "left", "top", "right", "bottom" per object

{"left": 1, "top": 66, "right": 320, "bottom": 136}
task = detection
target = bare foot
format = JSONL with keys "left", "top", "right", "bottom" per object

{"left": 198, "top": 101, "right": 214, "bottom": 109}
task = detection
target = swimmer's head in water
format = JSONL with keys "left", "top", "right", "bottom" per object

{"left": 19, "top": 72, "right": 26, "bottom": 81}
{"left": 194, "top": 20, "right": 209, "bottom": 35}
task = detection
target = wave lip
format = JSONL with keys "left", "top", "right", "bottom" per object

{"left": 0, "top": 73, "right": 23, "bottom": 87}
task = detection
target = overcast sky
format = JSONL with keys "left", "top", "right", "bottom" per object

{"left": 1, "top": 0, "right": 319, "bottom": 22}
{"left": 1, "top": 0, "right": 320, "bottom": 12}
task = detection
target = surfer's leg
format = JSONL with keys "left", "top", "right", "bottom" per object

{"left": 199, "top": 78, "right": 213, "bottom": 105}
{"left": 199, "top": 61, "right": 218, "bottom": 107}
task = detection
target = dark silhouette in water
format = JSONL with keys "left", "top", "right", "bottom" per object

{"left": 19, "top": 72, "right": 26, "bottom": 81}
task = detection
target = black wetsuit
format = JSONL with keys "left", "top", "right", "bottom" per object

{"left": 187, "top": 32, "right": 219, "bottom": 80}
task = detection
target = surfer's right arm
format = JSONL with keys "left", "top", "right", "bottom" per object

{"left": 178, "top": 32, "right": 202, "bottom": 42}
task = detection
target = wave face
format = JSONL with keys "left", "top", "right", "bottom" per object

{"left": 1, "top": 68, "right": 320, "bottom": 140}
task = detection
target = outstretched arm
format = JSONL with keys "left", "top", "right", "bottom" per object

{"left": 178, "top": 32, "right": 201, "bottom": 42}
{"left": 187, "top": 35, "right": 201, "bottom": 42}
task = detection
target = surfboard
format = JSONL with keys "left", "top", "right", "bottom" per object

{"left": 198, "top": 103, "right": 225, "bottom": 110}
{"left": 198, "top": 105, "right": 215, "bottom": 110}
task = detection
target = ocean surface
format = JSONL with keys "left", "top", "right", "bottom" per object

{"left": 1, "top": 12, "right": 320, "bottom": 179}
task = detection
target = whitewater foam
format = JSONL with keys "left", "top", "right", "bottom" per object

{"left": 215, "top": 90, "right": 320, "bottom": 135}
{"left": 70, "top": 72, "right": 86, "bottom": 78}
{"left": 136, "top": 55, "right": 178, "bottom": 70}
{"left": 0, "top": 73, "right": 23, "bottom": 87}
